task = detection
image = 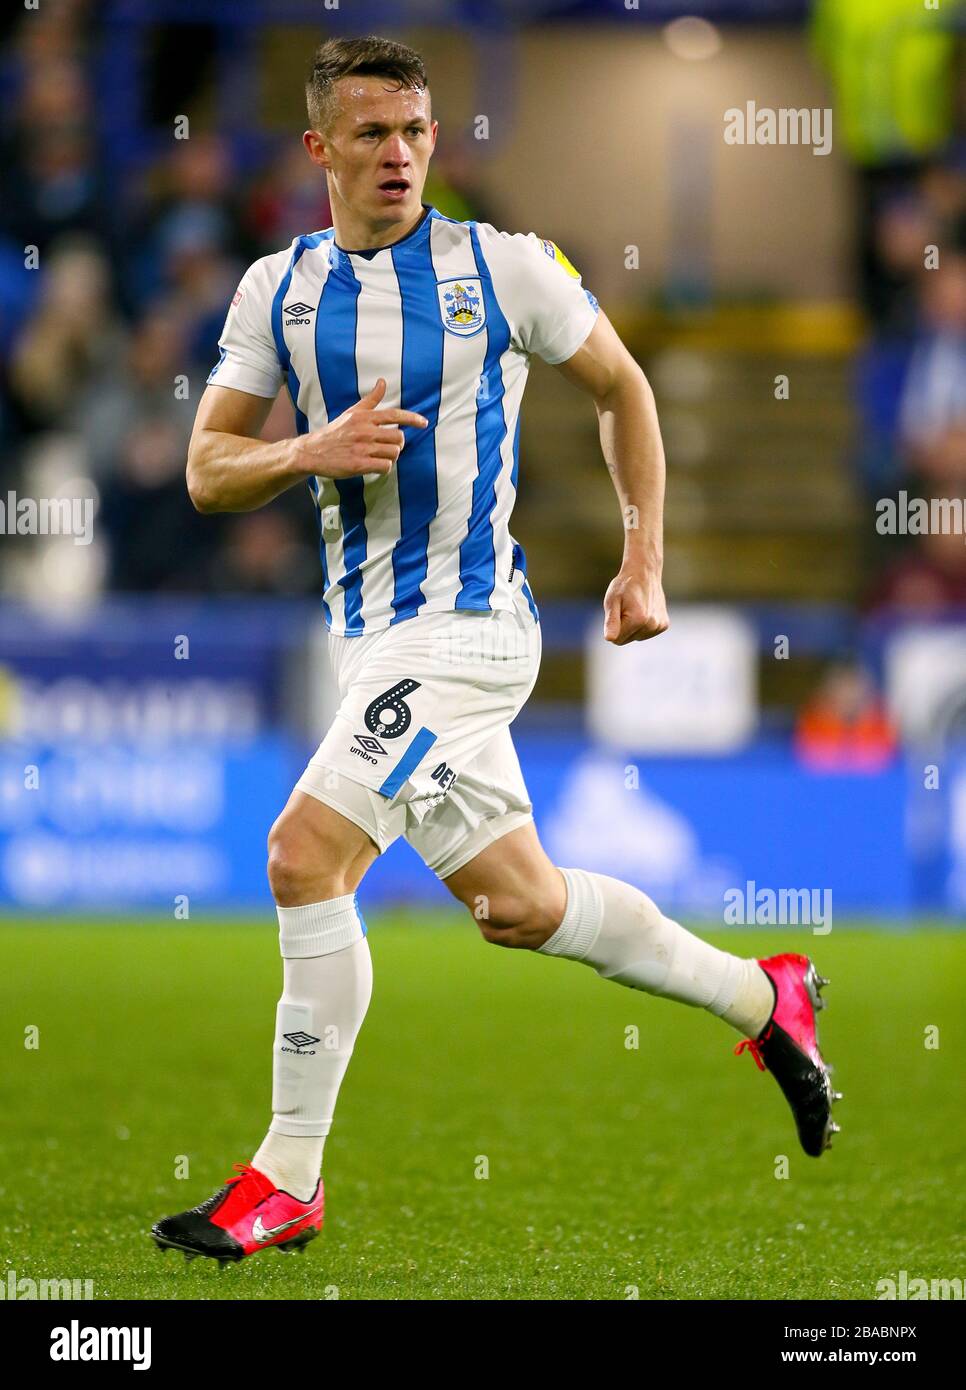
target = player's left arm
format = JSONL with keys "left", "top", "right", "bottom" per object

{"left": 554, "top": 310, "right": 669, "bottom": 645}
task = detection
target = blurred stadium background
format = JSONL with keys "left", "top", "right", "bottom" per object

{"left": 4, "top": 0, "right": 966, "bottom": 1309}
{"left": 1, "top": 0, "right": 965, "bottom": 921}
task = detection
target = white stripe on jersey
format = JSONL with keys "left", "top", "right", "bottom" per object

{"left": 422, "top": 214, "right": 491, "bottom": 610}
{"left": 350, "top": 253, "right": 404, "bottom": 628}
{"left": 490, "top": 365, "right": 528, "bottom": 592}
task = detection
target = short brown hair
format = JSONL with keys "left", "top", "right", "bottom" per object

{"left": 306, "top": 35, "right": 428, "bottom": 132}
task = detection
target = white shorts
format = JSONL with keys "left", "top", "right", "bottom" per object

{"left": 295, "top": 586, "right": 541, "bottom": 879}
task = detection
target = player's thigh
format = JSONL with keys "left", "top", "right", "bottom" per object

{"left": 268, "top": 786, "right": 380, "bottom": 900}
{"left": 405, "top": 724, "right": 532, "bottom": 880}
{"left": 443, "top": 821, "right": 566, "bottom": 944}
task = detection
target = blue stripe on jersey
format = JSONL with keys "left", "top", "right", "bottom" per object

{"left": 510, "top": 409, "right": 521, "bottom": 491}
{"left": 455, "top": 224, "right": 511, "bottom": 610}
{"left": 306, "top": 476, "right": 331, "bottom": 625}
{"left": 389, "top": 235, "right": 443, "bottom": 623}
{"left": 272, "top": 234, "right": 333, "bottom": 623}
{"left": 377, "top": 726, "right": 438, "bottom": 798}
{"left": 315, "top": 254, "right": 367, "bottom": 635}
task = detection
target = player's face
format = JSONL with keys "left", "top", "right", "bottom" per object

{"left": 307, "top": 77, "right": 437, "bottom": 228}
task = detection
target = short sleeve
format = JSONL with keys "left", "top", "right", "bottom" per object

{"left": 480, "top": 227, "right": 600, "bottom": 365}
{"left": 206, "top": 256, "right": 285, "bottom": 398}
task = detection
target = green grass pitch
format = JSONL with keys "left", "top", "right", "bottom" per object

{"left": 1, "top": 917, "right": 963, "bottom": 1301}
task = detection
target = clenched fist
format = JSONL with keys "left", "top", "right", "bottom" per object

{"left": 603, "top": 567, "right": 669, "bottom": 645}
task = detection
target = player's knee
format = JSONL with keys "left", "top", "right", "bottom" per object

{"left": 266, "top": 822, "right": 309, "bottom": 904}
{"left": 266, "top": 817, "right": 344, "bottom": 906}
{"left": 472, "top": 891, "right": 560, "bottom": 950}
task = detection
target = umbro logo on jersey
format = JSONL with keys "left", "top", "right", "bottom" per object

{"left": 284, "top": 301, "right": 316, "bottom": 325}
{"left": 281, "top": 1031, "right": 320, "bottom": 1054}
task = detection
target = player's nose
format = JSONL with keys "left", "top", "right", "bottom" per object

{"left": 382, "top": 134, "right": 410, "bottom": 165}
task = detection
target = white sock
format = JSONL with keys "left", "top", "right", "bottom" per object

{"left": 538, "top": 868, "right": 774, "bottom": 1038}
{"left": 252, "top": 895, "right": 373, "bottom": 1202}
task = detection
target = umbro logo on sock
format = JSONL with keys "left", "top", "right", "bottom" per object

{"left": 281, "top": 1031, "right": 320, "bottom": 1055}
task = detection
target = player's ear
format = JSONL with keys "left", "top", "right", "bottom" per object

{"left": 303, "top": 129, "right": 331, "bottom": 171}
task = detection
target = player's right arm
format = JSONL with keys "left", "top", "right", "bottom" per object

{"left": 186, "top": 378, "right": 427, "bottom": 513}
{"left": 188, "top": 249, "right": 426, "bottom": 513}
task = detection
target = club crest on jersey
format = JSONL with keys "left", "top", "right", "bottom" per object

{"left": 436, "top": 278, "right": 485, "bottom": 337}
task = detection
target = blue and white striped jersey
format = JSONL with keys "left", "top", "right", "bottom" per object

{"left": 207, "top": 205, "right": 599, "bottom": 635}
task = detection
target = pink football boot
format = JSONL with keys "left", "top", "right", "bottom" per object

{"left": 152, "top": 1163, "right": 323, "bottom": 1265}
{"left": 734, "top": 953, "right": 842, "bottom": 1157}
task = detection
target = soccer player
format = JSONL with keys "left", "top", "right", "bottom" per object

{"left": 152, "top": 36, "right": 840, "bottom": 1265}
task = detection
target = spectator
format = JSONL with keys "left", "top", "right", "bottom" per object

{"left": 244, "top": 143, "right": 332, "bottom": 254}
{"left": 215, "top": 511, "right": 318, "bottom": 596}
{"left": 97, "top": 414, "right": 218, "bottom": 592}
{"left": 74, "top": 301, "right": 198, "bottom": 483}
{"left": 899, "top": 252, "right": 966, "bottom": 453}
{"left": 870, "top": 525, "right": 966, "bottom": 615}
{"left": 795, "top": 664, "right": 898, "bottom": 772}
{"left": 9, "top": 237, "right": 123, "bottom": 429}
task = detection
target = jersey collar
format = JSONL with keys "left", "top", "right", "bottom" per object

{"left": 332, "top": 204, "right": 436, "bottom": 266}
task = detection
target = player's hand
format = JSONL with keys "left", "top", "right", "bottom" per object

{"left": 293, "top": 378, "right": 427, "bottom": 479}
{"left": 602, "top": 566, "right": 669, "bottom": 645}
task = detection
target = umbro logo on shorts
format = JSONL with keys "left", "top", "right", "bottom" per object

{"left": 350, "top": 732, "right": 388, "bottom": 764}
{"left": 353, "top": 734, "right": 386, "bottom": 756}
{"left": 284, "top": 301, "right": 315, "bottom": 325}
